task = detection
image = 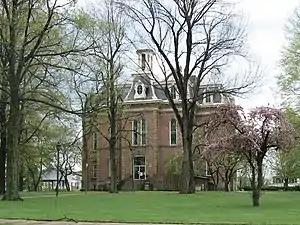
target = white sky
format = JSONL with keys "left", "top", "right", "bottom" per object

{"left": 235, "top": 0, "right": 299, "bottom": 110}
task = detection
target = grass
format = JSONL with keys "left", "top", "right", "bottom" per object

{"left": 0, "top": 191, "right": 299, "bottom": 224}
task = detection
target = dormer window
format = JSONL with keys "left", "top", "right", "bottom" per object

{"left": 134, "top": 81, "right": 146, "bottom": 99}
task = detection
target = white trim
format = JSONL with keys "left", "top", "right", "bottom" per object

{"left": 124, "top": 82, "right": 134, "bottom": 101}
{"left": 124, "top": 99, "right": 163, "bottom": 104}
{"left": 151, "top": 79, "right": 158, "bottom": 99}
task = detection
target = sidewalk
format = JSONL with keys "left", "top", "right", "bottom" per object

{"left": 0, "top": 219, "right": 173, "bottom": 225}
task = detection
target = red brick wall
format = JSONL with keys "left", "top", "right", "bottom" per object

{"left": 84, "top": 103, "right": 220, "bottom": 190}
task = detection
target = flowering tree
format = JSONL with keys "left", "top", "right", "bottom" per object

{"left": 205, "top": 104, "right": 296, "bottom": 206}
{"left": 203, "top": 147, "right": 243, "bottom": 191}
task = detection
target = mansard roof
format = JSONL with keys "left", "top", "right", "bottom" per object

{"left": 122, "top": 72, "right": 228, "bottom": 104}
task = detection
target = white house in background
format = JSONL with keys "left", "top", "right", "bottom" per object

{"left": 41, "top": 168, "right": 82, "bottom": 191}
{"left": 271, "top": 177, "right": 300, "bottom": 187}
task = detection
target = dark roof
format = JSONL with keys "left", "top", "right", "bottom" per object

{"left": 123, "top": 73, "right": 224, "bottom": 102}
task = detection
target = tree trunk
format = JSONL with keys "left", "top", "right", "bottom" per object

{"left": 284, "top": 178, "right": 288, "bottom": 190}
{"left": 180, "top": 121, "right": 195, "bottom": 194}
{"left": 33, "top": 183, "right": 38, "bottom": 192}
{"left": 251, "top": 159, "right": 263, "bottom": 207}
{"left": 109, "top": 138, "right": 118, "bottom": 193}
{"left": 224, "top": 171, "right": 230, "bottom": 192}
{"left": 108, "top": 57, "right": 118, "bottom": 194}
{"left": 82, "top": 114, "right": 89, "bottom": 193}
{"left": 224, "top": 181, "right": 230, "bottom": 192}
{"left": 250, "top": 164, "right": 259, "bottom": 206}
{"left": 64, "top": 176, "right": 70, "bottom": 191}
{"left": 215, "top": 169, "right": 220, "bottom": 190}
{"left": 3, "top": 90, "right": 21, "bottom": 200}
{"left": 252, "top": 188, "right": 260, "bottom": 207}
{"left": 108, "top": 103, "right": 118, "bottom": 193}
{"left": 19, "top": 168, "right": 24, "bottom": 191}
{"left": 2, "top": 1, "right": 22, "bottom": 200}
{"left": 0, "top": 102, "right": 6, "bottom": 195}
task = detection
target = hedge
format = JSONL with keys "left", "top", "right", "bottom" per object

{"left": 240, "top": 186, "right": 300, "bottom": 191}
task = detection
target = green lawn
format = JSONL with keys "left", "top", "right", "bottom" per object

{"left": 0, "top": 191, "right": 299, "bottom": 224}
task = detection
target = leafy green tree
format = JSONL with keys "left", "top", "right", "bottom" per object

{"left": 274, "top": 108, "right": 300, "bottom": 187}
{"left": 0, "top": 0, "right": 91, "bottom": 200}
{"left": 278, "top": 6, "right": 300, "bottom": 106}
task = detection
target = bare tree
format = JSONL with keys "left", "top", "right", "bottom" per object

{"left": 76, "top": 0, "right": 129, "bottom": 193}
{"left": 122, "top": 0, "right": 257, "bottom": 193}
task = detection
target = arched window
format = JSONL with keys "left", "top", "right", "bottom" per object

{"left": 169, "top": 118, "right": 177, "bottom": 145}
{"left": 137, "top": 85, "right": 143, "bottom": 94}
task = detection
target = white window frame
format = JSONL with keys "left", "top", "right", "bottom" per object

{"left": 133, "top": 155, "right": 146, "bottom": 180}
{"left": 169, "top": 118, "right": 177, "bottom": 145}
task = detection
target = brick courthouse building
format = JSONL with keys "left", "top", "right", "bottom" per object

{"left": 83, "top": 49, "right": 234, "bottom": 191}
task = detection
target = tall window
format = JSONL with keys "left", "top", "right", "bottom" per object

{"left": 92, "top": 132, "right": 97, "bottom": 151}
{"left": 141, "top": 54, "right": 146, "bottom": 70}
{"left": 133, "top": 156, "right": 146, "bottom": 180}
{"left": 132, "top": 120, "right": 138, "bottom": 146}
{"left": 170, "top": 118, "right": 177, "bottom": 145}
{"left": 92, "top": 161, "right": 97, "bottom": 178}
{"left": 132, "top": 119, "right": 147, "bottom": 146}
{"left": 141, "top": 119, "right": 147, "bottom": 145}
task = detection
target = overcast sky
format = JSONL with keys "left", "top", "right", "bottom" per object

{"left": 78, "top": 0, "right": 299, "bottom": 110}
{"left": 235, "top": 0, "right": 299, "bottom": 109}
